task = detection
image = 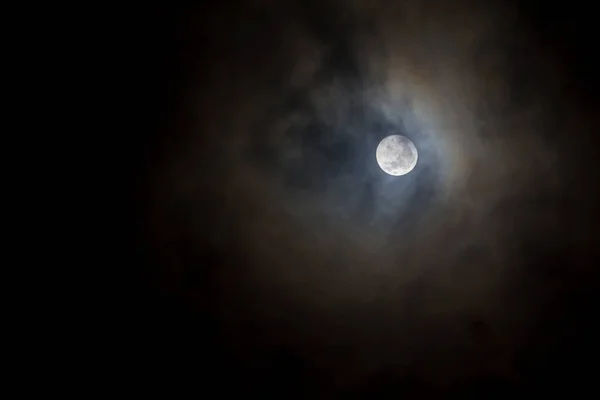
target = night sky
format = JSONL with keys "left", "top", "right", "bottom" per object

{"left": 116, "top": 0, "right": 599, "bottom": 395}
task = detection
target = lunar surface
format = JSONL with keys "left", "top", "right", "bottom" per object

{"left": 376, "top": 135, "right": 418, "bottom": 176}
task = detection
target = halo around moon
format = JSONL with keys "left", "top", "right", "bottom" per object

{"left": 376, "top": 135, "right": 418, "bottom": 176}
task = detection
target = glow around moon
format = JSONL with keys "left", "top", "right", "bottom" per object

{"left": 376, "top": 135, "right": 418, "bottom": 176}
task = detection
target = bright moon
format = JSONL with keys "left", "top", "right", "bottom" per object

{"left": 376, "top": 135, "right": 418, "bottom": 176}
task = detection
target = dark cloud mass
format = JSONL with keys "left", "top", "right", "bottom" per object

{"left": 122, "top": 0, "right": 600, "bottom": 395}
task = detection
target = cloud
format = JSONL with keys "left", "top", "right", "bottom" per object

{"left": 143, "top": 0, "right": 585, "bottom": 383}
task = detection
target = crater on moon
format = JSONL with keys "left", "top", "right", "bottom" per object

{"left": 376, "top": 135, "right": 418, "bottom": 176}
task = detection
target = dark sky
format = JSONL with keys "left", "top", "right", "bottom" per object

{"left": 116, "top": 0, "right": 599, "bottom": 396}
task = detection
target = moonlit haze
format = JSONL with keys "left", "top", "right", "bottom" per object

{"left": 122, "top": 0, "right": 600, "bottom": 395}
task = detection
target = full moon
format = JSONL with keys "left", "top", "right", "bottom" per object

{"left": 376, "top": 135, "right": 418, "bottom": 176}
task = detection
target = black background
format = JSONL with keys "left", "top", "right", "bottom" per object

{"left": 110, "top": 1, "right": 599, "bottom": 396}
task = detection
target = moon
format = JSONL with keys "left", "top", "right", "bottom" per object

{"left": 376, "top": 135, "right": 418, "bottom": 176}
